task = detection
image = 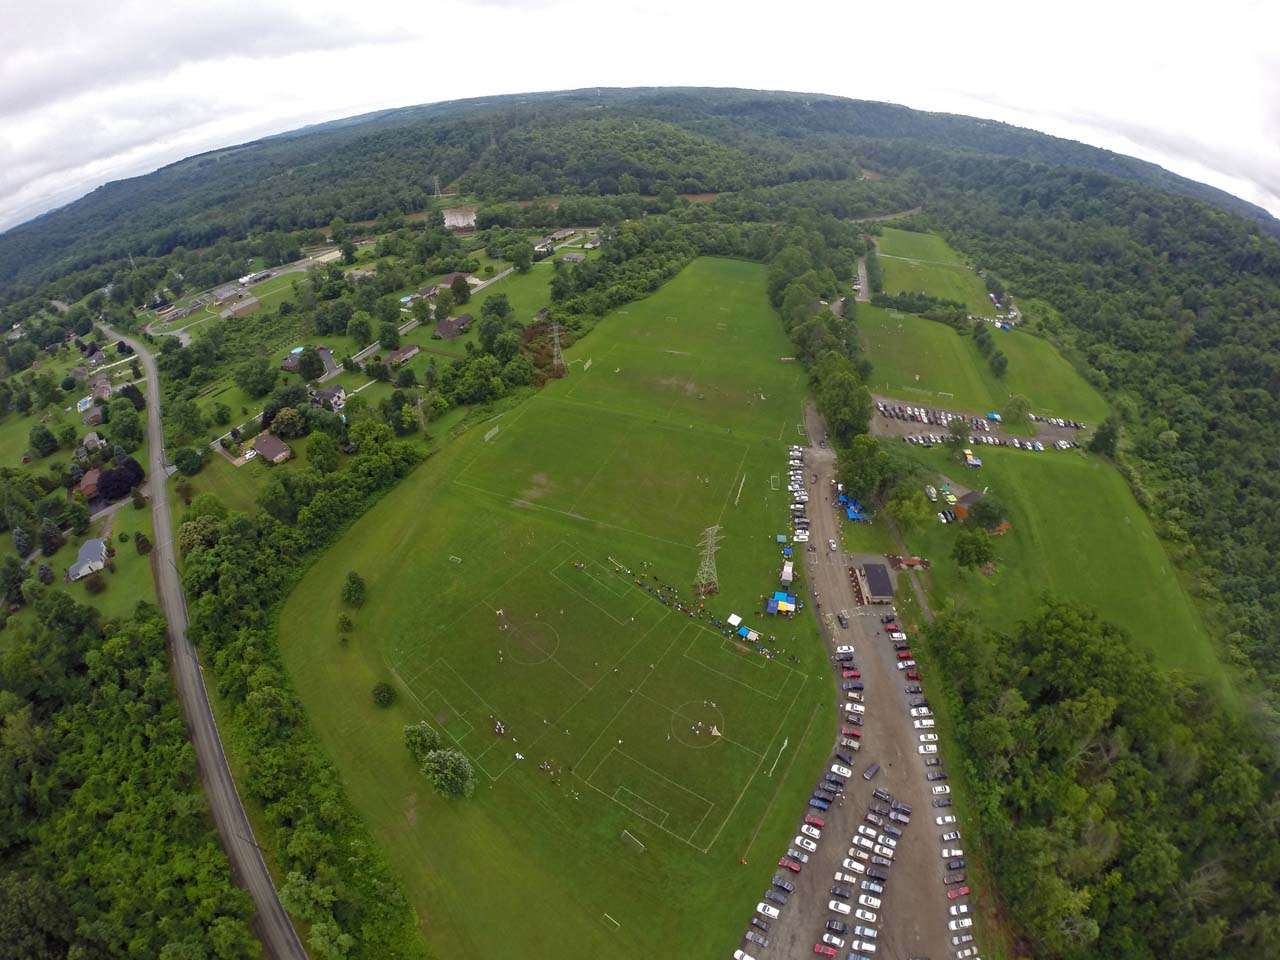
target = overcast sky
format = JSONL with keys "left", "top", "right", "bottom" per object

{"left": 2, "top": 0, "right": 1277, "bottom": 234}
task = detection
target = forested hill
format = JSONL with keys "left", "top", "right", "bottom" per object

{"left": 0, "top": 87, "right": 1275, "bottom": 296}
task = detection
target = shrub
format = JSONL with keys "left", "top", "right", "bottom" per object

{"left": 83, "top": 572, "right": 107, "bottom": 594}
{"left": 337, "top": 613, "right": 353, "bottom": 634}
{"left": 135, "top": 534, "right": 152, "bottom": 556}
{"left": 174, "top": 447, "right": 204, "bottom": 476}
{"left": 342, "top": 571, "right": 366, "bottom": 607}
{"left": 372, "top": 682, "right": 396, "bottom": 707}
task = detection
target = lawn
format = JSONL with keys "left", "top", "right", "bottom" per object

{"left": 876, "top": 228, "right": 992, "bottom": 315}
{"left": 858, "top": 305, "right": 1110, "bottom": 423}
{"left": 275, "top": 258, "right": 836, "bottom": 958}
{"left": 895, "top": 443, "right": 1228, "bottom": 694}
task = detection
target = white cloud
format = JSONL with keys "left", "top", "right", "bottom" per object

{"left": 1, "top": 0, "right": 1277, "bottom": 233}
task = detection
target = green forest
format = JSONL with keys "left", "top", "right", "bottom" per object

{"left": 1, "top": 87, "right": 1278, "bottom": 959}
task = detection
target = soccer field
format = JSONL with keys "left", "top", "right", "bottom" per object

{"left": 277, "top": 258, "right": 834, "bottom": 958}
{"left": 877, "top": 227, "right": 993, "bottom": 314}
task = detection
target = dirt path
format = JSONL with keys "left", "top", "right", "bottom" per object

{"left": 850, "top": 206, "right": 922, "bottom": 223}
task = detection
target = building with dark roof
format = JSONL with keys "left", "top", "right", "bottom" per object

{"left": 862, "top": 563, "right": 895, "bottom": 603}
{"left": 253, "top": 433, "right": 293, "bottom": 464}
{"left": 436, "top": 313, "right": 473, "bottom": 340}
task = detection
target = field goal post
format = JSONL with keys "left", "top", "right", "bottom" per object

{"left": 621, "top": 829, "right": 646, "bottom": 852}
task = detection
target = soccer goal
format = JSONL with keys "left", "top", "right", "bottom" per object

{"left": 770, "top": 474, "right": 780, "bottom": 490}
{"left": 621, "top": 829, "right": 646, "bottom": 852}
{"left": 484, "top": 426, "right": 500, "bottom": 442}
{"left": 583, "top": 358, "right": 593, "bottom": 371}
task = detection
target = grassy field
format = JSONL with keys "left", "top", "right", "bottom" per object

{"left": 276, "top": 258, "right": 837, "bottom": 958}
{"left": 858, "top": 305, "right": 1110, "bottom": 423}
{"left": 896, "top": 443, "right": 1227, "bottom": 692}
{"left": 876, "top": 228, "right": 993, "bottom": 315}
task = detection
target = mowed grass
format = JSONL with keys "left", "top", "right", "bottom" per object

{"left": 897, "top": 444, "right": 1228, "bottom": 694}
{"left": 276, "top": 258, "right": 836, "bottom": 959}
{"left": 877, "top": 227, "right": 993, "bottom": 315}
{"left": 877, "top": 227, "right": 967, "bottom": 265}
{"left": 859, "top": 305, "right": 1109, "bottom": 422}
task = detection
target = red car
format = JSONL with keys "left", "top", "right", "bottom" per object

{"left": 906, "top": 670, "right": 921, "bottom": 681}
{"left": 779, "top": 856, "right": 803, "bottom": 873}
{"left": 884, "top": 624, "right": 899, "bottom": 632}
{"left": 842, "top": 669, "right": 861, "bottom": 679}
{"left": 805, "top": 814, "right": 826, "bottom": 827}
{"left": 841, "top": 726, "right": 861, "bottom": 738}
{"left": 948, "top": 885, "right": 972, "bottom": 900}
{"left": 897, "top": 651, "right": 913, "bottom": 660}
{"left": 813, "top": 946, "right": 837, "bottom": 958}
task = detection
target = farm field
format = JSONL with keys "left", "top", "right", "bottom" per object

{"left": 876, "top": 228, "right": 992, "bottom": 315}
{"left": 859, "top": 305, "right": 1109, "bottom": 423}
{"left": 897, "top": 443, "right": 1228, "bottom": 694}
{"left": 276, "top": 258, "right": 835, "bottom": 958}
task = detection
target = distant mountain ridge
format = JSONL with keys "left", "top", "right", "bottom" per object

{"left": 0, "top": 87, "right": 1274, "bottom": 296}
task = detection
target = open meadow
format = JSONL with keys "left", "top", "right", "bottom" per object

{"left": 858, "top": 304, "right": 1109, "bottom": 423}
{"left": 276, "top": 258, "right": 836, "bottom": 958}
{"left": 876, "top": 227, "right": 993, "bottom": 314}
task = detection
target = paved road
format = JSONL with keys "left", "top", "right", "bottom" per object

{"left": 855, "top": 256, "right": 870, "bottom": 303}
{"left": 102, "top": 324, "right": 307, "bottom": 960}
{"left": 743, "top": 403, "right": 959, "bottom": 960}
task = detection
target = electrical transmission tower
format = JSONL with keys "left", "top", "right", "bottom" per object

{"left": 694, "top": 525, "right": 723, "bottom": 596}
{"left": 433, "top": 175, "right": 442, "bottom": 197}
{"left": 551, "top": 321, "right": 566, "bottom": 377}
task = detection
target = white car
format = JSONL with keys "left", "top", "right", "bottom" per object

{"left": 857, "top": 825, "right": 877, "bottom": 839}
{"left": 845, "top": 702, "right": 865, "bottom": 714}
{"left": 835, "top": 644, "right": 855, "bottom": 654}
{"left": 919, "top": 744, "right": 938, "bottom": 754}
{"left": 897, "top": 659, "right": 916, "bottom": 670}
{"left": 913, "top": 718, "right": 935, "bottom": 729}
{"left": 872, "top": 844, "right": 894, "bottom": 859}
{"left": 941, "top": 830, "right": 961, "bottom": 842}
{"left": 889, "top": 631, "right": 907, "bottom": 641}
{"left": 919, "top": 733, "right": 938, "bottom": 743}
{"left": 821, "top": 933, "right": 845, "bottom": 949}
{"left": 853, "top": 836, "right": 875, "bottom": 851}
{"left": 733, "top": 952, "right": 756, "bottom": 960}
{"left": 831, "top": 764, "right": 853, "bottom": 778}
{"left": 846, "top": 691, "right": 864, "bottom": 703}
{"left": 942, "top": 847, "right": 964, "bottom": 858}
{"left": 949, "top": 918, "right": 973, "bottom": 931}
{"left": 243, "top": 448, "right": 258, "bottom": 460}
{"left": 828, "top": 899, "right": 851, "bottom": 915}
{"left": 853, "top": 925, "right": 878, "bottom": 940}
{"left": 909, "top": 707, "right": 932, "bottom": 717}
{"left": 840, "top": 737, "right": 862, "bottom": 750}
{"left": 801, "top": 824, "right": 822, "bottom": 840}
{"left": 956, "top": 948, "right": 980, "bottom": 959}
{"left": 828, "top": 539, "right": 839, "bottom": 551}
{"left": 851, "top": 941, "right": 877, "bottom": 955}
{"left": 937, "top": 815, "right": 957, "bottom": 825}
{"left": 795, "top": 835, "right": 817, "bottom": 852}
{"left": 949, "top": 903, "right": 972, "bottom": 916}
{"left": 932, "top": 784, "right": 951, "bottom": 795}
{"left": 854, "top": 907, "right": 877, "bottom": 923}
{"left": 857, "top": 893, "right": 881, "bottom": 910}
{"left": 877, "top": 834, "right": 897, "bottom": 849}
{"left": 953, "top": 934, "right": 975, "bottom": 946}
{"left": 793, "top": 531, "right": 809, "bottom": 542}
{"left": 756, "top": 902, "right": 779, "bottom": 920}
{"left": 838, "top": 861, "right": 866, "bottom": 877}
{"left": 841, "top": 857, "right": 865, "bottom": 873}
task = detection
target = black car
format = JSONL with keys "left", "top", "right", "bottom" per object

{"left": 836, "top": 751, "right": 854, "bottom": 765}
{"left": 771, "top": 876, "right": 795, "bottom": 893}
{"left": 882, "top": 823, "right": 903, "bottom": 838}
{"left": 924, "top": 757, "right": 942, "bottom": 767}
{"left": 846, "top": 714, "right": 863, "bottom": 726}
{"left": 870, "top": 855, "right": 892, "bottom": 868}
{"left": 745, "top": 930, "right": 768, "bottom": 948}
{"left": 905, "top": 684, "right": 922, "bottom": 694}
{"left": 946, "top": 858, "right": 966, "bottom": 871}
{"left": 944, "top": 872, "right": 966, "bottom": 885}
{"left": 751, "top": 916, "right": 771, "bottom": 932}
{"left": 872, "top": 788, "right": 892, "bottom": 802}
{"left": 909, "top": 698, "right": 929, "bottom": 708}
{"left": 814, "top": 789, "right": 837, "bottom": 802}
{"left": 841, "top": 680, "right": 858, "bottom": 691}
{"left": 837, "top": 612, "right": 849, "bottom": 628}
{"left": 826, "top": 919, "right": 848, "bottom": 934}
{"left": 927, "top": 771, "right": 948, "bottom": 781}
{"left": 891, "top": 801, "right": 913, "bottom": 814}
{"left": 863, "top": 763, "right": 881, "bottom": 781}
{"left": 933, "top": 798, "right": 953, "bottom": 808}
{"left": 764, "top": 889, "right": 787, "bottom": 906}
{"left": 848, "top": 681, "right": 865, "bottom": 690}
{"left": 836, "top": 652, "right": 855, "bottom": 662}
{"left": 867, "top": 866, "right": 890, "bottom": 882}
{"left": 870, "top": 801, "right": 890, "bottom": 815}
{"left": 893, "top": 642, "right": 911, "bottom": 651}
{"left": 825, "top": 775, "right": 846, "bottom": 789}
{"left": 879, "top": 614, "right": 895, "bottom": 623}
{"left": 830, "top": 884, "right": 852, "bottom": 899}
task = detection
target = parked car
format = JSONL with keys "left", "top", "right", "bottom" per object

{"left": 746, "top": 930, "right": 768, "bottom": 947}
{"left": 948, "top": 885, "right": 972, "bottom": 900}
{"left": 805, "top": 814, "right": 825, "bottom": 828}
{"left": 812, "top": 946, "right": 837, "bottom": 958}
{"left": 835, "top": 645, "right": 855, "bottom": 654}
{"left": 905, "top": 684, "right": 922, "bottom": 693}
{"left": 755, "top": 902, "right": 779, "bottom": 920}
{"left": 842, "top": 857, "right": 866, "bottom": 873}
{"left": 913, "top": 719, "right": 936, "bottom": 729}
{"left": 801, "top": 824, "right": 822, "bottom": 840}
{"left": 920, "top": 734, "right": 939, "bottom": 744}
{"left": 850, "top": 940, "right": 877, "bottom": 955}
{"left": 924, "top": 757, "right": 942, "bottom": 767}
{"left": 941, "top": 831, "right": 961, "bottom": 842}
{"left": 918, "top": 744, "right": 938, "bottom": 755}
{"left": 795, "top": 836, "right": 818, "bottom": 852}
{"left": 906, "top": 670, "right": 921, "bottom": 680}
{"left": 926, "top": 770, "right": 947, "bottom": 780}
{"left": 942, "top": 847, "right": 964, "bottom": 858}
{"left": 949, "top": 903, "right": 972, "bottom": 916}
{"left": 933, "top": 797, "right": 953, "bottom": 807}
{"left": 931, "top": 784, "right": 950, "bottom": 795}
{"left": 830, "top": 884, "right": 852, "bottom": 900}
{"left": 946, "top": 858, "right": 966, "bottom": 870}
{"left": 832, "top": 763, "right": 853, "bottom": 778}
{"left": 764, "top": 889, "right": 786, "bottom": 906}
{"left": 948, "top": 918, "right": 973, "bottom": 931}
{"left": 826, "top": 919, "right": 848, "bottom": 934}
{"left": 854, "top": 907, "right": 877, "bottom": 923}
{"left": 867, "top": 866, "right": 890, "bottom": 882}
{"left": 853, "top": 925, "right": 878, "bottom": 940}
{"left": 778, "top": 856, "right": 802, "bottom": 873}
{"left": 945, "top": 872, "right": 967, "bottom": 884}
{"left": 828, "top": 899, "right": 851, "bottom": 915}
{"left": 864, "top": 812, "right": 885, "bottom": 828}
{"left": 860, "top": 879, "right": 884, "bottom": 894}
{"left": 733, "top": 951, "right": 756, "bottom": 960}
{"left": 909, "top": 707, "right": 932, "bottom": 717}
{"left": 888, "top": 809, "right": 910, "bottom": 824}
{"left": 787, "top": 847, "right": 810, "bottom": 863}
{"left": 937, "top": 815, "right": 957, "bottom": 825}
{"left": 822, "top": 931, "right": 845, "bottom": 948}
{"left": 882, "top": 823, "right": 903, "bottom": 838}
{"left": 772, "top": 875, "right": 795, "bottom": 893}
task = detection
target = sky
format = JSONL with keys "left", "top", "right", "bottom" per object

{"left": 2, "top": 0, "right": 1277, "bottom": 233}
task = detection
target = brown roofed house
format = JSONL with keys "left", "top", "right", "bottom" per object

{"left": 91, "top": 378, "right": 112, "bottom": 402}
{"left": 281, "top": 352, "right": 301, "bottom": 373}
{"left": 82, "top": 406, "right": 104, "bottom": 426}
{"left": 560, "top": 252, "right": 586, "bottom": 264}
{"left": 253, "top": 433, "right": 293, "bottom": 464}
{"left": 438, "top": 272, "right": 473, "bottom": 289}
{"left": 436, "top": 313, "right": 473, "bottom": 340}
{"left": 311, "top": 386, "right": 346, "bottom": 410}
{"left": 386, "top": 344, "right": 420, "bottom": 366}
{"left": 79, "top": 469, "right": 100, "bottom": 499}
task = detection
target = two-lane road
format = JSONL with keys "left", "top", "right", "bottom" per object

{"left": 103, "top": 325, "right": 307, "bottom": 960}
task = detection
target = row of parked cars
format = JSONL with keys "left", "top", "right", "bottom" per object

{"left": 1028, "top": 413, "right": 1086, "bottom": 430}
{"left": 877, "top": 401, "right": 993, "bottom": 432}
{"left": 887, "top": 615, "right": 985, "bottom": 960}
{"left": 812, "top": 785, "right": 915, "bottom": 957}
{"left": 788, "top": 445, "right": 812, "bottom": 544}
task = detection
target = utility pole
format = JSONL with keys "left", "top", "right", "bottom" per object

{"left": 694, "top": 525, "right": 723, "bottom": 596}
{"left": 551, "top": 321, "right": 566, "bottom": 377}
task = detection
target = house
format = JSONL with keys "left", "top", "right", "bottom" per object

{"left": 414, "top": 284, "right": 440, "bottom": 299}
{"left": 438, "top": 271, "right": 475, "bottom": 290}
{"left": 79, "top": 469, "right": 101, "bottom": 499}
{"left": 311, "top": 386, "right": 346, "bottom": 410}
{"left": 436, "top": 313, "right": 473, "bottom": 340}
{"left": 560, "top": 252, "right": 586, "bottom": 264}
{"left": 91, "top": 378, "right": 112, "bottom": 402}
{"left": 549, "top": 228, "right": 576, "bottom": 241}
{"left": 82, "top": 406, "right": 104, "bottom": 426}
{"left": 386, "top": 344, "right": 420, "bottom": 367}
{"left": 583, "top": 237, "right": 602, "bottom": 250}
{"left": 281, "top": 351, "right": 302, "bottom": 373}
{"left": 67, "top": 539, "right": 107, "bottom": 582}
{"left": 69, "top": 366, "right": 88, "bottom": 381}
{"left": 87, "top": 350, "right": 107, "bottom": 367}
{"left": 252, "top": 433, "right": 293, "bottom": 464}
{"left": 83, "top": 431, "right": 103, "bottom": 451}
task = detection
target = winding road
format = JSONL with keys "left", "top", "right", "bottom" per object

{"left": 102, "top": 325, "right": 307, "bottom": 960}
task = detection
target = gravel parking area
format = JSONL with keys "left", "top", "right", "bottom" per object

{"left": 871, "top": 394, "right": 1088, "bottom": 449}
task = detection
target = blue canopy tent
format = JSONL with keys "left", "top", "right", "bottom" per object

{"left": 782, "top": 547, "right": 793, "bottom": 558}
{"left": 766, "top": 598, "right": 779, "bottom": 614}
